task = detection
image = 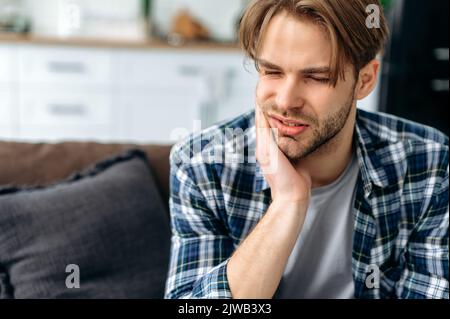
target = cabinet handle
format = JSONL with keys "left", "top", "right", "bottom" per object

{"left": 434, "top": 48, "right": 449, "bottom": 61}
{"left": 177, "top": 65, "right": 201, "bottom": 77}
{"left": 48, "top": 104, "right": 87, "bottom": 116}
{"left": 431, "top": 79, "right": 449, "bottom": 92}
{"left": 47, "top": 61, "right": 86, "bottom": 74}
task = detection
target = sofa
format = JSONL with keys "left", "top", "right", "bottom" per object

{"left": 0, "top": 141, "right": 174, "bottom": 299}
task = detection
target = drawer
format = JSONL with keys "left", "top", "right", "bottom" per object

{"left": 216, "top": 93, "right": 255, "bottom": 123}
{"left": 19, "top": 46, "right": 112, "bottom": 86}
{"left": 115, "top": 51, "right": 202, "bottom": 88}
{"left": 0, "top": 88, "right": 13, "bottom": 125}
{"left": 115, "top": 50, "right": 257, "bottom": 89}
{"left": 20, "top": 89, "right": 112, "bottom": 127}
{"left": 119, "top": 90, "right": 201, "bottom": 143}
{"left": 0, "top": 126, "right": 13, "bottom": 139}
{"left": 0, "top": 45, "right": 13, "bottom": 83}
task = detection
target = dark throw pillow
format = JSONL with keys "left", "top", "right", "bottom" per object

{"left": 0, "top": 150, "right": 171, "bottom": 299}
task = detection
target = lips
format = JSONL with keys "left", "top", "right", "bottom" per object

{"left": 268, "top": 113, "right": 309, "bottom": 137}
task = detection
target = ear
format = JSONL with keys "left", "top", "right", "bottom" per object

{"left": 355, "top": 59, "right": 380, "bottom": 100}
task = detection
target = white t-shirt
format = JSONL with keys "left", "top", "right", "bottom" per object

{"left": 274, "top": 153, "right": 360, "bottom": 299}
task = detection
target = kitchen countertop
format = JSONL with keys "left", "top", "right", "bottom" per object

{"left": 0, "top": 32, "right": 242, "bottom": 51}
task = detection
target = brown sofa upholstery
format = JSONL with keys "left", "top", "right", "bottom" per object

{"left": 0, "top": 140, "right": 174, "bottom": 298}
{"left": 0, "top": 141, "right": 173, "bottom": 209}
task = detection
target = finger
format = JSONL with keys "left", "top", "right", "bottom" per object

{"left": 257, "top": 105, "right": 278, "bottom": 146}
{"left": 255, "top": 105, "right": 280, "bottom": 172}
{"left": 255, "top": 103, "right": 269, "bottom": 129}
{"left": 255, "top": 105, "right": 272, "bottom": 147}
{"left": 256, "top": 104, "right": 275, "bottom": 146}
{"left": 255, "top": 105, "right": 270, "bottom": 165}
{"left": 255, "top": 104, "right": 269, "bottom": 148}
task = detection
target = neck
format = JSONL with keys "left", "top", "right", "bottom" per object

{"left": 296, "top": 107, "right": 357, "bottom": 189}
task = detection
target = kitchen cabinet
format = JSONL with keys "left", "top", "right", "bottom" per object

{"left": 18, "top": 88, "right": 113, "bottom": 141}
{"left": 114, "top": 49, "right": 257, "bottom": 143}
{"left": 15, "top": 45, "right": 114, "bottom": 142}
{"left": 116, "top": 90, "right": 201, "bottom": 143}
{"left": 0, "top": 86, "right": 14, "bottom": 138}
{"left": 0, "top": 45, "right": 16, "bottom": 139}
{"left": 0, "top": 40, "right": 258, "bottom": 143}
{"left": 0, "top": 45, "right": 14, "bottom": 82}
{"left": 18, "top": 46, "right": 113, "bottom": 86}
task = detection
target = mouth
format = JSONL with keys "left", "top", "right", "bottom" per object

{"left": 267, "top": 113, "right": 309, "bottom": 137}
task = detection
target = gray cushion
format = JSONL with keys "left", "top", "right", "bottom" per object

{"left": 0, "top": 150, "right": 171, "bottom": 299}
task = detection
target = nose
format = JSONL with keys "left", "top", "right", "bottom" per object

{"left": 275, "top": 76, "right": 305, "bottom": 111}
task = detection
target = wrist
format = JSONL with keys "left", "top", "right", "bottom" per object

{"left": 270, "top": 197, "right": 309, "bottom": 214}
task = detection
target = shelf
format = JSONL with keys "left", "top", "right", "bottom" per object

{"left": 0, "top": 32, "right": 242, "bottom": 52}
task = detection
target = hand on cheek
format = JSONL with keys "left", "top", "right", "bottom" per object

{"left": 255, "top": 103, "right": 312, "bottom": 205}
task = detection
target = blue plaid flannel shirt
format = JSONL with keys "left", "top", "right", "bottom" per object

{"left": 164, "top": 108, "right": 449, "bottom": 299}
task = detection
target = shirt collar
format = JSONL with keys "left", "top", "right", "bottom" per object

{"left": 354, "top": 109, "right": 408, "bottom": 197}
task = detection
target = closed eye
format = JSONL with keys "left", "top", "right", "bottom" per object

{"left": 307, "top": 76, "right": 330, "bottom": 84}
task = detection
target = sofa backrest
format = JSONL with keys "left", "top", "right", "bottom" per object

{"left": 0, "top": 141, "right": 173, "bottom": 209}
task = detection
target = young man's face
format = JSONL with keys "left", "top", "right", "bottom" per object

{"left": 256, "top": 11, "right": 357, "bottom": 161}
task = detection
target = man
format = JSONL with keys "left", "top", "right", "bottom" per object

{"left": 165, "top": 0, "right": 449, "bottom": 299}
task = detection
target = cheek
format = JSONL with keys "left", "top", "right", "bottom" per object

{"left": 301, "top": 87, "right": 334, "bottom": 120}
{"left": 313, "top": 84, "right": 353, "bottom": 113}
{"left": 307, "top": 92, "right": 331, "bottom": 112}
{"left": 256, "top": 79, "right": 277, "bottom": 103}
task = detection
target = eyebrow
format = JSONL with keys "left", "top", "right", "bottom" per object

{"left": 257, "top": 59, "right": 331, "bottom": 75}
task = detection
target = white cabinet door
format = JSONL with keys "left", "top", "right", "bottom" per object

{"left": 19, "top": 88, "right": 113, "bottom": 142}
{"left": 116, "top": 50, "right": 205, "bottom": 89}
{"left": 115, "top": 50, "right": 257, "bottom": 89}
{"left": 20, "top": 88, "right": 112, "bottom": 126}
{"left": 19, "top": 46, "right": 112, "bottom": 86}
{"left": 0, "top": 127, "right": 12, "bottom": 140}
{"left": 0, "top": 88, "right": 12, "bottom": 124}
{"left": 118, "top": 89, "right": 202, "bottom": 144}
{"left": 0, "top": 87, "right": 13, "bottom": 138}
{"left": 0, "top": 45, "right": 13, "bottom": 83}
{"left": 216, "top": 91, "right": 255, "bottom": 124}
{"left": 0, "top": 45, "right": 17, "bottom": 140}
{"left": 115, "top": 50, "right": 257, "bottom": 138}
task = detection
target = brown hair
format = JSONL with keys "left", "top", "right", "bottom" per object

{"left": 239, "top": 0, "right": 389, "bottom": 86}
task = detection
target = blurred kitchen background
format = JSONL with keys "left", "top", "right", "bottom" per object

{"left": 0, "top": 0, "right": 448, "bottom": 144}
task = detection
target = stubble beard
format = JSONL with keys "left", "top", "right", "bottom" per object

{"left": 266, "top": 90, "right": 355, "bottom": 163}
